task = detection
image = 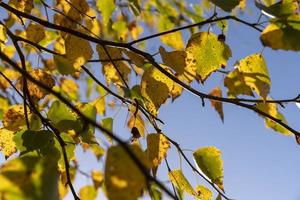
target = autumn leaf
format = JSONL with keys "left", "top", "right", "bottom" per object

{"left": 208, "top": 87, "right": 224, "bottom": 122}
{"left": 193, "top": 146, "right": 224, "bottom": 191}
{"left": 147, "top": 133, "right": 170, "bottom": 175}
{"left": 168, "top": 169, "right": 196, "bottom": 196}
{"left": 186, "top": 32, "right": 232, "bottom": 82}
{"left": 104, "top": 145, "right": 149, "bottom": 200}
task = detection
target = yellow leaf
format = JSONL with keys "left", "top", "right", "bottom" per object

{"left": 208, "top": 87, "right": 224, "bottom": 122}
{"left": 256, "top": 101, "right": 292, "bottom": 135}
{"left": 3, "top": 105, "right": 27, "bottom": 131}
{"left": 0, "top": 128, "right": 16, "bottom": 158}
{"left": 186, "top": 32, "right": 232, "bottom": 82}
{"left": 79, "top": 185, "right": 98, "bottom": 200}
{"left": 17, "top": 68, "right": 55, "bottom": 101}
{"left": 60, "top": 78, "right": 79, "bottom": 101}
{"left": 260, "top": 16, "right": 300, "bottom": 51}
{"left": 0, "top": 68, "right": 19, "bottom": 91}
{"left": 128, "top": 21, "right": 143, "bottom": 40}
{"left": 96, "top": 45, "right": 131, "bottom": 86}
{"left": 224, "top": 68, "right": 254, "bottom": 97}
{"left": 237, "top": 54, "right": 270, "bottom": 99}
{"left": 96, "top": 0, "right": 116, "bottom": 26}
{"left": 104, "top": 145, "right": 149, "bottom": 200}
{"left": 3, "top": 45, "right": 15, "bottom": 59}
{"left": 85, "top": 8, "right": 101, "bottom": 36}
{"left": 168, "top": 169, "right": 196, "bottom": 196}
{"left": 65, "top": 34, "right": 93, "bottom": 69}
{"left": 92, "top": 170, "right": 104, "bottom": 189}
{"left": 8, "top": 0, "right": 34, "bottom": 13}
{"left": 127, "top": 113, "right": 145, "bottom": 138}
{"left": 159, "top": 46, "right": 196, "bottom": 83}
{"left": 141, "top": 66, "right": 174, "bottom": 116}
{"left": 26, "top": 23, "right": 46, "bottom": 43}
{"left": 195, "top": 185, "right": 212, "bottom": 200}
{"left": 147, "top": 133, "right": 170, "bottom": 175}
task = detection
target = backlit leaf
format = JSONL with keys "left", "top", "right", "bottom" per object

{"left": 256, "top": 101, "right": 292, "bottom": 135}
{"left": 79, "top": 185, "right": 98, "bottom": 200}
{"left": 186, "top": 32, "right": 232, "bottom": 82}
{"left": 147, "top": 133, "right": 170, "bottom": 175}
{"left": 96, "top": 0, "right": 116, "bottom": 26}
{"left": 64, "top": 34, "right": 93, "bottom": 69}
{"left": 141, "top": 66, "right": 174, "bottom": 115}
{"left": 208, "top": 87, "right": 224, "bottom": 122}
{"left": 193, "top": 146, "right": 224, "bottom": 191}
{"left": 195, "top": 185, "right": 212, "bottom": 200}
{"left": 105, "top": 145, "right": 149, "bottom": 200}
{"left": 0, "top": 128, "right": 16, "bottom": 158}
{"left": 0, "top": 156, "right": 59, "bottom": 200}
{"left": 168, "top": 169, "right": 196, "bottom": 196}
{"left": 236, "top": 54, "right": 270, "bottom": 99}
{"left": 26, "top": 23, "right": 45, "bottom": 43}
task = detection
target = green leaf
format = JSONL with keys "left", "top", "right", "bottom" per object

{"left": 236, "top": 54, "right": 270, "bottom": 99}
{"left": 47, "top": 101, "right": 79, "bottom": 132}
{"left": 168, "top": 169, "right": 196, "bottom": 196}
{"left": 0, "top": 156, "right": 59, "bottom": 200}
{"left": 96, "top": 0, "right": 116, "bottom": 26}
{"left": 208, "top": 0, "right": 241, "bottom": 12}
{"left": 53, "top": 54, "right": 76, "bottom": 75}
{"left": 76, "top": 103, "right": 97, "bottom": 144}
{"left": 193, "top": 146, "right": 224, "bottom": 191}
{"left": 101, "top": 117, "right": 113, "bottom": 143}
{"left": 13, "top": 130, "right": 54, "bottom": 155}
{"left": 186, "top": 32, "right": 232, "bottom": 82}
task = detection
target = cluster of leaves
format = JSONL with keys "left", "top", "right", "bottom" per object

{"left": 0, "top": 0, "right": 299, "bottom": 200}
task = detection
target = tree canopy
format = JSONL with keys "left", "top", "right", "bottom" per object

{"left": 0, "top": 0, "right": 299, "bottom": 199}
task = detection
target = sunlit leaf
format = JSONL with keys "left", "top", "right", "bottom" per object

{"left": 105, "top": 145, "right": 149, "bottom": 200}
{"left": 96, "top": 0, "right": 116, "bottom": 26}
{"left": 195, "top": 185, "right": 212, "bottom": 200}
{"left": 168, "top": 169, "right": 196, "bottom": 196}
{"left": 193, "top": 146, "right": 224, "bottom": 191}
{"left": 147, "top": 133, "right": 170, "bottom": 176}
{"left": 256, "top": 101, "right": 292, "bottom": 135}
{"left": 79, "top": 185, "right": 98, "bottom": 200}
{"left": 236, "top": 54, "right": 270, "bottom": 99}
{"left": 208, "top": 87, "right": 224, "bottom": 122}
{"left": 0, "top": 128, "right": 16, "bottom": 158}
{"left": 186, "top": 32, "right": 232, "bottom": 82}
{"left": 0, "top": 156, "right": 59, "bottom": 200}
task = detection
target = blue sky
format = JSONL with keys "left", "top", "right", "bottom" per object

{"left": 0, "top": 1, "right": 300, "bottom": 200}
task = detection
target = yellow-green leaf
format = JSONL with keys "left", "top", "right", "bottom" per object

{"left": 195, "top": 185, "right": 212, "bottom": 200}
{"left": 236, "top": 54, "right": 270, "bottom": 99}
{"left": 168, "top": 169, "right": 196, "bottom": 196}
{"left": 96, "top": 0, "right": 116, "bottom": 26}
{"left": 147, "top": 133, "right": 170, "bottom": 175}
{"left": 159, "top": 46, "right": 196, "bottom": 83}
{"left": 104, "top": 145, "right": 149, "bottom": 200}
{"left": 224, "top": 68, "right": 254, "bottom": 97}
{"left": 256, "top": 101, "right": 292, "bottom": 135}
{"left": 260, "top": 17, "right": 300, "bottom": 51}
{"left": 186, "top": 32, "right": 232, "bottom": 82}
{"left": 141, "top": 66, "right": 174, "bottom": 116}
{"left": 193, "top": 146, "right": 224, "bottom": 191}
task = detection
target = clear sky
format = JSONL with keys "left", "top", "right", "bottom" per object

{"left": 0, "top": 1, "right": 299, "bottom": 200}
